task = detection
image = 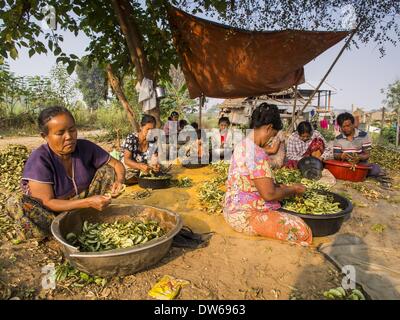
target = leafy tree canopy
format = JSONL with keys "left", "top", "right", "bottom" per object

{"left": 1, "top": 0, "right": 399, "bottom": 79}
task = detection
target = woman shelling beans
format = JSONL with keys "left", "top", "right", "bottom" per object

{"left": 286, "top": 121, "right": 331, "bottom": 168}
{"left": 223, "top": 103, "right": 312, "bottom": 245}
{"left": 6, "top": 106, "right": 126, "bottom": 240}
{"left": 121, "top": 114, "right": 161, "bottom": 184}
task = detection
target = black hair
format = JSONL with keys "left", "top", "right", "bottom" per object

{"left": 38, "top": 106, "right": 75, "bottom": 135}
{"left": 218, "top": 117, "right": 230, "bottom": 125}
{"left": 141, "top": 114, "right": 157, "bottom": 127}
{"left": 196, "top": 129, "right": 203, "bottom": 140}
{"left": 190, "top": 122, "right": 199, "bottom": 130}
{"left": 179, "top": 119, "right": 188, "bottom": 129}
{"left": 297, "top": 121, "right": 313, "bottom": 135}
{"left": 170, "top": 111, "right": 179, "bottom": 117}
{"left": 250, "top": 103, "right": 282, "bottom": 130}
{"left": 337, "top": 112, "right": 355, "bottom": 127}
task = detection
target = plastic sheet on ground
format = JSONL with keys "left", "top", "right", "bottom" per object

{"left": 319, "top": 233, "right": 400, "bottom": 300}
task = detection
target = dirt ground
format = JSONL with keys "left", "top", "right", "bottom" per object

{"left": 0, "top": 130, "right": 107, "bottom": 151}
{"left": 1, "top": 136, "right": 399, "bottom": 300}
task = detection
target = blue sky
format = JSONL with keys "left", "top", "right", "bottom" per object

{"left": 6, "top": 14, "right": 400, "bottom": 112}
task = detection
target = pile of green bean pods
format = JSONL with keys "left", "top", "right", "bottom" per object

{"left": 282, "top": 190, "right": 341, "bottom": 215}
{"left": 66, "top": 220, "right": 165, "bottom": 252}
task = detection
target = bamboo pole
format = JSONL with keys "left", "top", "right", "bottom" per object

{"left": 291, "top": 85, "right": 299, "bottom": 132}
{"left": 199, "top": 94, "right": 205, "bottom": 128}
{"left": 289, "top": 20, "right": 363, "bottom": 132}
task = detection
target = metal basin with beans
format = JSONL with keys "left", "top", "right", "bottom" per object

{"left": 51, "top": 204, "right": 183, "bottom": 277}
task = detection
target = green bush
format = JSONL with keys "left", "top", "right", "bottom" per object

{"left": 319, "top": 128, "right": 336, "bottom": 142}
{"left": 381, "top": 126, "right": 397, "bottom": 145}
{"left": 70, "top": 104, "right": 98, "bottom": 129}
{"left": 94, "top": 103, "right": 133, "bottom": 141}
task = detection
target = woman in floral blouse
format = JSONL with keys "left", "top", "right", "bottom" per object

{"left": 223, "top": 103, "right": 312, "bottom": 245}
{"left": 121, "top": 114, "right": 160, "bottom": 182}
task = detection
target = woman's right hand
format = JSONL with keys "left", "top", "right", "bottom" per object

{"left": 291, "top": 183, "right": 306, "bottom": 195}
{"left": 86, "top": 195, "right": 112, "bottom": 211}
{"left": 340, "top": 152, "right": 352, "bottom": 161}
{"left": 139, "top": 163, "right": 150, "bottom": 173}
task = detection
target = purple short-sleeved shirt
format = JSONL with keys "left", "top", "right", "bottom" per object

{"left": 21, "top": 139, "right": 110, "bottom": 199}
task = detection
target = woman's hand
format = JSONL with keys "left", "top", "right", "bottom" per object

{"left": 291, "top": 183, "right": 306, "bottom": 195}
{"left": 139, "top": 163, "right": 151, "bottom": 172}
{"left": 86, "top": 195, "right": 112, "bottom": 211}
{"left": 150, "top": 163, "right": 161, "bottom": 172}
{"left": 110, "top": 181, "right": 125, "bottom": 197}
{"left": 311, "top": 150, "right": 322, "bottom": 159}
{"left": 340, "top": 152, "right": 352, "bottom": 161}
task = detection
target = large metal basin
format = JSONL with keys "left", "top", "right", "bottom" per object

{"left": 51, "top": 204, "right": 183, "bottom": 277}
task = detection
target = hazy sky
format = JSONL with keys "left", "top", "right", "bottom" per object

{"left": 6, "top": 13, "right": 400, "bottom": 112}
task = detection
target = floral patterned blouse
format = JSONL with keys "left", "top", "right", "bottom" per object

{"left": 223, "top": 138, "right": 281, "bottom": 234}
{"left": 121, "top": 133, "right": 157, "bottom": 164}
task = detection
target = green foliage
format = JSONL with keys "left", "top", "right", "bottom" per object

{"left": 160, "top": 81, "right": 197, "bottom": 122}
{"left": 70, "top": 102, "right": 98, "bottom": 129}
{"left": 55, "top": 261, "right": 107, "bottom": 287}
{"left": 319, "top": 128, "right": 336, "bottom": 142}
{"left": 95, "top": 101, "right": 133, "bottom": 141}
{"left": 0, "top": 62, "right": 74, "bottom": 133}
{"left": 382, "top": 80, "right": 400, "bottom": 146}
{"left": 75, "top": 57, "right": 108, "bottom": 110}
{"left": 23, "top": 75, "right": 62, "bottom": 110}
{"left": 1, "top": 0, "right": 399, "bottom": 70}
{"left": 381, "top": 126, "right": 397, "bottom": 145}
{"left": 49, "top": 63, "right": 78, "bottom": 107}
{"left": 122, "top": 73, "right": 142, "bottom": 118}
{"left": 383, "top": 80, "right": 400, "bottom": 114}
{"left": 0, "top": 144, "right": 30, "bottom": 193}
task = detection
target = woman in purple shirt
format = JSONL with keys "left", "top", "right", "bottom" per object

{"left": 6, "top": 106, "right": 125, "bottom": 240}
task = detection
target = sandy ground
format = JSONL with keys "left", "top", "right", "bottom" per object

{"left": 1, "top": 136, "right": 399, "bottom": 300}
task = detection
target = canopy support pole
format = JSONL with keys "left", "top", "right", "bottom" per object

{"left": 291, "top": 84, "right": 299, "bottom": 132}
{"left": 199, "top": 94, "right": 205, "bottom": 128}
{"left": 289, "top": 20, "right": 362, "bottom": 133}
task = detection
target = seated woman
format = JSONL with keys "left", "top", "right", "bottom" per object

{"left": 163, "top": 111, "right": 179, "bottom": 140}
{"left": 210, "top": 117, "right": 232, "bottom": 148}
{"left": 178, "top": 119, "right": 188, "bottom": 133}
{"left": 286, "top": 121, "right": 331, "bottom": 168}
{"left": 263, "top": 130, "right": 286, "bottom": 169}
{"left": 6, "top": 106, "right": 126, "bottom": 240}
{"left": 121, "top": 114, "right": 160, "bottom": 183}
{"left": 209, "top": 117, "right": 236, "bottom": 162}
{"left": 224, "top": 103, "right": 312, "bottom": 245}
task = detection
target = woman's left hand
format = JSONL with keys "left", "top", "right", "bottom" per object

{"left": 311, "top": 150, "right": 322, "bottom": 158}
{"left": 150, "top": 163, "right": 161, "bottom": 172}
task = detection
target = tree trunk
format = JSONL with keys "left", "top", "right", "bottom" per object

{"left": 106, "top": 65, "right": 140, "bottom": 132}
{"left": 110, "top": 0, "right": 161, "bottom": 127}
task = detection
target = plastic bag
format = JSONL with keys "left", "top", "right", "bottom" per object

{"left": 148, "top": 275, "right": 190, "bottom": 300}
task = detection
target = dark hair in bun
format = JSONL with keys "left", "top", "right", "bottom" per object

{"left": 141, "top": 114, "right": 157, "bottom": 127}
{"left": 250, "top": 103, "right": 283, "bottom": 130}
{"left": 297, "top": 121, "right": 313, "bottom": 135}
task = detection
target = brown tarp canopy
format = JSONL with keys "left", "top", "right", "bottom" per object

{"left": 167, "top": 6, "right": 350, "bottom": 99}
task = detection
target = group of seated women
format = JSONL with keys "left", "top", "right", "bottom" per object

{"left": 6, "top": 104, "right": 381, "bottom": 247}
